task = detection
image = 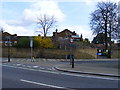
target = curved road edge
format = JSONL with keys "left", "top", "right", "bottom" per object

{"left": 54, "top": 65, "right": 120, "bottom": 78}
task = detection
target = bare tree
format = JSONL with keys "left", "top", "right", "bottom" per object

{"left": 117, "top": 2, "right": 120, "bottom": 43}
{"left": 37, "top": 14, "right": 57, "bottom": 37}
{"left": 90, "top": 2, "right": 119, "bottom": 58}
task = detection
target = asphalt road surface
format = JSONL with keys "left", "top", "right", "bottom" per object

{"left": 2, "top": 64, "right": 119, "bottom": 89}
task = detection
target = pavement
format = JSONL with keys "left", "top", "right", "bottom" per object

{"left": 55, "top": 63, "right": 119, "bottom": 77}
{"left": 1, "top": 58, "right": 120, "bottom": 77}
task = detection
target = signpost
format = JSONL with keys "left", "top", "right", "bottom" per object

{"left": 69, "top": 37, "right": 74, "bottom": 68}
{"left": 70, "top": 38, "right": 73, "bottom": 51}
{"left": 30, "top": 37, "right": 33, "bottom": 62}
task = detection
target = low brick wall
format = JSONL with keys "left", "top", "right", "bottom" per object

{"left": 2, "top": 47, "right": 97, "bottom": 59}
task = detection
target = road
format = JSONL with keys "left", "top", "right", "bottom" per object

{"left": 2, "top": 64, "right": 119, "bottom": 89}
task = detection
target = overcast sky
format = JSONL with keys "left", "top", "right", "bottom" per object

{"left": 0, "top": 0, "right": 119, "bottom": 41}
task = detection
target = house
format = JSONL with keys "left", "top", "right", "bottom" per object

{"left": 53, "top": 29, "right": 83, "bottom": 42}
{"left": 52, "top": 29, "right": 83, "bottom": 49}
{"left": 1, "top": 31, "right": 17, "bottom": 46}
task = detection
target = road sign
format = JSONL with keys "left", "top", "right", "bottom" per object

{"left": 70, "top": 38, "right": 73, "bottom": 43}
{"left": 30, "top": 39, "right": 33, "bottom": 48}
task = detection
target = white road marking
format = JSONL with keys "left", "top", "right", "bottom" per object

{"left": 20, "top": 79, "right": 65, "bottom": 88}
{"left": 26, "top": 66, "right": 32, "bottom": 68}
{"left": 3, "top": 63, "right": 7, "bottom": 64}
{"left": 16, "top": 64, "right": 21, "bottom": 66}
{"left": 52, "top": 67, "right": 56, "bottom": 70}
{"left": 2, "top": 64, "right": 119, "bottom": 81}
{"left": 33, "top": 66, "right": 39, "bottom": 68}
{"left": 12, "top": 64, "right": 16, "bottom": 66}
{"left": 47, "top": 68, "right": 52, "bottom": 70}
{"left": 22, "top": 65, "right": 26, "bottom": 67}
{"left": 39, "top": 67, "right": 45, "bottom": 69}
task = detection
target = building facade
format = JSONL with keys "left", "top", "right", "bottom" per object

{"left": 52, "top": 29, "right": 83, "bottom": 49}
{"left": 53, "top": 29, "right": 83, "bottom": 42}
{"left": 1, "top": 31, "right": 17, "bottom": 46}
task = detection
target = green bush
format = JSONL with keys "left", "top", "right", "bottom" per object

{"left": 16, "top": 37, "right": 30, "bottom": 48}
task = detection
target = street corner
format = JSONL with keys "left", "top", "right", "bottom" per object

{"left": 53, "top": 64, "right": 81, "bottom": 73}
{"left": 54, "top": 64, "right": 120, "bottom": 78}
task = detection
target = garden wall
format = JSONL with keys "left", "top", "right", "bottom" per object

{"left": 2, "top": 47, "right": 97, "bottom": 59}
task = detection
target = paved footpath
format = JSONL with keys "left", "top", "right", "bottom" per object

{"left": 55, "top": 63, "right": 119, "bottom": 77}
{"left": 1, "top": 58, "right": 120, "bottom": 77}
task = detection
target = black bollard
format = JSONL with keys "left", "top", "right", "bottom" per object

{"left": 70, "top": 55, "right": 72, "bottom": 65}
{"left": 8, "top": 38, "right": 10, "bottom": 62}
{"left": 8, "top": 55, "right": 10, "bottom": 62}
{"left": 72, "top": 55, "right": 74, "bottom": 68}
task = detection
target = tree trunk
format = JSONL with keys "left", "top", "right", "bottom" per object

{"left": 108, "top": 22, "right": 112, "bottom": 58}
{"left": 105, "top": 18, "right": 108, "bottom": 51}
{"left": 43, "top": 28, "right": 46, "bottom": 37}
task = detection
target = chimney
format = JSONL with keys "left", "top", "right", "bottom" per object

{"left": 56, "top": 29, "right": 58, "bottom": 33}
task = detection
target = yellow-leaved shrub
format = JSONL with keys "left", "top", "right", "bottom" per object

{"left": 34, "top": 36, "right": 53, "bottom": 48}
